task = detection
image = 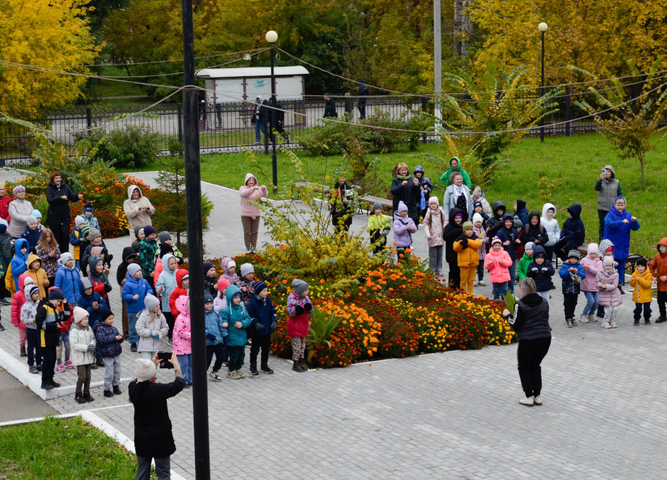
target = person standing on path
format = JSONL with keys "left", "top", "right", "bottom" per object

{"left": 252, "top": 95, "right": 266, "bottom": 143}
{"left": 390, "top": 163, "right": 421, "bottom": 227}
{"left": 239, "top": 173, "right": 268, "bottom": 252}
{"left": 603, "top": 196, "right": 639, "bottom": 294}
{"left": 130, "top": 353, "right": 184, "bottom": 480}
{"left": 8, "top": 186, "right": 33, "bottom": 240}
{"left": 439, "top": 157, "right": 472, "bottom": 189}
{"left": 323, "top": 94, "right": 337, "bottom": 118}
{"left": 329, "top": 176, "right": 353, "bottom": 234}
{"left": 357, "top": 81, "right": 369, "bottom": 120}
{"left": 503, "top": 277, "right": 552, "bottom": 407}
{"left": 123, "top": 186, "right": 155, "bottom": 239}
{"left": 595, "top": 165, "right": 622, "bottom": 242}
{"left": 45, "top": 172, "right": 83, "bottom": 253}
{"left": 443, "top": 172, "right": 473, "bottom": 223}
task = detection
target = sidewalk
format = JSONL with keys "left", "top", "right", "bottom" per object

{"left": 1, "top": 168, "right": 665, "bottom": 479}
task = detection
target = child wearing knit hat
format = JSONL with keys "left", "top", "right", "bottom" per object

{"left": 135, "top": 293, "right": 168, "bottom": 360}
{"left": 559, "top": 250, "right": 586, "bottom": 327}
{"left": 70, "top": 306, "right": 96, "bottom": 403}
{"left": 472, "top": 213, "right": 488, "bottom": 286}
{"left": 423, "top": 196, "right": 446, "bottom": 276}
{"left": 137, "top": 226, "right": 158, "bottom": 284}
{"left": 246, "top": 280, "right": 277, "bottom": 375}
{"left": 82, "top": 202, "right": 100, "bottom": 231}
{"left": 70, "top": 216, "right": 88, "bottom": 270}
{"left": 203, "top": 261, "right": 218, "bottom": 297}
{"left": 597, "top": 255, "right": 622, "bottom": 328}
{"left": 629, "top": 257, "right": 653, "bottom": 325}
{"left": 453, "top": 221, "right": 483, "bottom": 295}
{"left": 234, "top": 263, "right": 255, "bottom": 303}
{"left": 517, "top": 242, "right": 535, "bottom": 281}
{"left": 367, "top": 202, "right": 391, "bottom": 255}
{"left": 485, "top": 237, "right": 512, "bottom": 300}
{"left": 287, "top": 279, "right": 312, "bottom": 372}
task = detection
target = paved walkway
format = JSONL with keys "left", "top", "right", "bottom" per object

{"left": 0, "top": 168, "right": 664, "bottom": 479}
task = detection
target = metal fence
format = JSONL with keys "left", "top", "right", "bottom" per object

{"left": 0, "top": 89, "right": 644, "bottom": 164}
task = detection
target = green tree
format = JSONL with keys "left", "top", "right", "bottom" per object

{"left": 572, "top": 58, "right": 667, "bottom": 190}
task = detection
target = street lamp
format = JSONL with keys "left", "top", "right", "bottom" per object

{"left": 538, "top": 22, "right": 548, "bottom": 143}
{"left": 266, "top": 30, "right": 278, "bottom": 193}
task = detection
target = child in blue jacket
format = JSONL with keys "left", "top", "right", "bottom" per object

{"left": 121, "top": 263, "right": 154, "bottom": 352}
{"left": 10, "top": 238, "right": 30, "bottom": 294}
{"left": 204, "top": 290, "right": 227, "bottom": 381}
{"left": 55, "top": 253, "right": 82, "bottom": 306}
{"left": 555, "top": 204, "right": 585, "bottom": 261}
{"left": 559, "top": 250, "right": 586, "bottom": 328}
{"left": 245, "top": 281, "right": 277, "bottom": 375}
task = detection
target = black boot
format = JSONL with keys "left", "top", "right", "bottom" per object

{"left": 75, "top": 393, "right": 87, "bottom": 404}
{"left": 104, "top": 390, "right": 114, "bottom": 398}
{"left": 84, "top": 391, "right": 95, "bottom": 402}
{"left": 656, "top": 316, "right": 667, "bottom": 324}
{"left": 113, "top": 385, "right": 122, "bottom": 395}
{"left": 96, "top": 356, "right": 105, "bottom": 367}
{"left": 20, "top": 346, "right": 27, "bottom": 357}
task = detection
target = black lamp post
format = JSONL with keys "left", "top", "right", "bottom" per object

{"left": 538, "top": 22, "right": 548, "bottom": 143}
{"left": 266, "top": 30, "right": 278, "bottom": 193}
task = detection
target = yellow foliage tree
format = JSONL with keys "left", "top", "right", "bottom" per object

{"left": 0, "top": 0, "right": 99, "bottom": 115}
{"left": 468, "top": 0, "right": 667, "bottom": 85}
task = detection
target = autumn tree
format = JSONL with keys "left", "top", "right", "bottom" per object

{"left": 573, "top": 59, "right": 667, "bottom": 190}
{"left": 0, "top": 0, "right": 99, "bottom": 115}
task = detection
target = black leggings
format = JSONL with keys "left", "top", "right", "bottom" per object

{"left": 517, "top": 337, "right": 551, "bottom": 397}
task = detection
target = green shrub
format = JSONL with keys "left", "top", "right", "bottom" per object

{"left": 93, "top": 124, "right": 162, "bottom": 168}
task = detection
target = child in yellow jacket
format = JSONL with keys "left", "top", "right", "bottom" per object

{"left": 629, "top": 258, "right": 653, "bottom": 325}
{"left": 453, "top": 221, "right": 483, "bottom": 295}
{"left": 26, "top": 254, "right": 49, "bottom": 299}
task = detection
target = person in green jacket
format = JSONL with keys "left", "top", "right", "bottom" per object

{"left": 367, "top": 202, "right": 391, "bottom": 254}
{"left": 517, "top": 242, "right": 536, "bottom": 280}
{"left": 220, "top": 285, "right": 252, "bottom": 379}
{"left": 439, "top": 157, "right": 472, "bottom": 189}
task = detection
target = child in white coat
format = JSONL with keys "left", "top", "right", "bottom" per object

{"left": 70, "top": 307, "right": 97, "bottom": 404}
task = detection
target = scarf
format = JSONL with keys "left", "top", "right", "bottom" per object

{"left": 396, "top": 174, "right": 410, "bottom": 181}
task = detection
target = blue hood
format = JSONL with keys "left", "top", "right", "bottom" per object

{"left": 567, "top": 204, "right": 582, "bottom": 219}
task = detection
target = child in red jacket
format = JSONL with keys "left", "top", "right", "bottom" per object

{"left": 168, "top": 269, "right": 189, "bottom": 341}
{"left": 287, "top": 279, "right": 312, "bottom": 373}
{"left": 485, "top": 237, "right": 512, "bottom": 300}
{"left": 53, "top": 289, "right": 74, "bottom": 372}
{"left": 11, "top": 273, "right": 34, "bottom": 357}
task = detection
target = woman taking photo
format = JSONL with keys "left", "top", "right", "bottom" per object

{"left": 503, "top": 277, "right": 552, "bottom": 407}
{"left": 239, "top": 173, "right": 268, "bottom": 252}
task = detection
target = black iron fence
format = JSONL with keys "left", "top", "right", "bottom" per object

{"left": 0, "top": 89, "right": 645, "bottom": 164}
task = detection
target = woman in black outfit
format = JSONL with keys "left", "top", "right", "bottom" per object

{"left": 390, "top": 162, "right": 421, "bottom": 227}
{"left": 45, "top": 172, "right": 83, "bottom": 253}
{"left": 503, "top": 277, "right": 552, "bottom": 407}
{"left": 443, "top": 207, "right": 465, "bottom": 289}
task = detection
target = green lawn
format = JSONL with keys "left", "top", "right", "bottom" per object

{"left": 0, "top": 416, "right": 140, "bottom": 479}
{"left": 192, "top": 133, "right": 666, "bottom": 256}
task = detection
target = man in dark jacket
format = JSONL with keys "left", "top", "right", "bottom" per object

{"left": 323, "top": 94, "right": 337, "bottom": 118}
{"left": 45, "top": 172, "right": 83, "bottom": 253}
{"left": 357, "top": 80, "right": 369, "bottom": 119}
{"left": 130, "top": 353, "right": 184, "bottom": 480}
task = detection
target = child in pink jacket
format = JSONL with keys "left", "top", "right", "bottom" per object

{"left": 579, "top": 243, "right": 602, "bottom": 324}
{"left": 10, "top": 273, "right": 34, "bottom": 357}
{"left": 485, "top": 237, "right": 512, "bottom": 300}
{"left": 172, "top": 295, "right": 192, "bottom": 385}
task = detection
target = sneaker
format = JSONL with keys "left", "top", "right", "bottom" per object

{"left": 249, "top": 366, "right": 259, "bottom": 376}
{"left": 209, "top": 371, "right": 222, "bottom": 382}
{"left": 236, "top": 371, "right": 246, "bottom": 379}
{"left": 589, "top": 315, "right": 598, "bottom": 323}
{"left": 634, "top": 320, "right": 640, "bottom": 326}
{"left": 645, "top": 320, "right": 651, "bottom": 325}
{"left": 656, "top": 316, "right": 667, "bottom": 324}
{"left": 533, "top": 395, "right": 543, "bottom": 406}
{"left": 618, "top": 286, "right": 625, "bottom": 294}
{"left": 113, "top": 386, "right": 122, "bottom": 395}
{"left": 29, "top": 366, "right": 39, "bottom": 374}
{"left": 601, "top": 322, "right": 612, "bottom": 329}
{"left": 565, "top": 318, "right": 572, "bottom": 328}
{"left": 261, "top": 366, "right": 274, "bottom": 374}
{"left": 41, "top": 381, "right": 54, "bottom": 390}
{"left": 610, "top": 321, "right": 617, "bottom": 328}
{"left": 65, "top": 360, "right": 74, "bottom": 369}
{"left": 478, "top": 281, "right": 486, "bottom": 287}
{"left": 130, "top": 344, "right": 137, "bottom": 353}
{"left": 57, "top": 363, "right": 66, "bottom": 373}
{"left": 104, "top": 390, "right": 114, "bottom": 398}
{"left": 227, "top": 371, "right": 236, "bottom": 379}
{"left": 519, "top": 396, "right": 534, "bottom": 407}
{"left": 75, "top": 394, "right": 87, "bottom": 404}
{"left": 579, "top": 316, "right": 589, "bottom": 324}
{"left": 51, "top": 380, "right": 61, "bottom": 388}
{"left": 0, "top": 297, "right": 11, "bottom": 305}
{"left": 570, "top": 318, "right": 578, "bottom": 327}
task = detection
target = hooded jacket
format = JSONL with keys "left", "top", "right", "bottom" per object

{"left": 136, "top": 307, "right": 169, "bottom": 353}
{"left": 512, "top": 293, "right": 551, "bottom": 341}
{"left": 472, "top": 186, "right": 492, "bottom": 215}
{"left": 220, "top": 285, "right": 252, "bottom": 347}
{"left": 439, "top": 157, "right": 472, "bottom": 189}
{"left": 286, "top": 289, "right": 311, "bottom": 337}
{"left": 485, "top": 244, "right": 512, "bottom": 283}
{"left": 497, "top": 214, "right": 520, "bottom": 261}
{"left": 597, "top": 267, "right": 622, "bottom": 307}
{"left": 35, "top": 299, "right": 65, "bottom": 348}
{"left": 11, "top": 238, "right": 30, "bottom": 291}
{"left": 630, "top": 268, "right": 653, "bottom": 304}
{"left": 26, "top": 254, "right": 47, "bottom": 298}
{"left": 122, "top": 270, "right": 154, "bottom": 314}
{"left": 173, "top": 295, "right": 192, "bottom": 355}
{"left": 560, "top": 204, "right": 585, "bottom": 246}
{"left": 220, "top": 257, "right": 238, "bottom": 284}
{"left": 20, "top": 283, "right": 40, "bottom": 330}
{"left": 95, "top": 321, "right": 123, "bottom": 358}
{"left": 70, "top": 322, "right": 96, "bottom": 366}
{"left": 70, "top": 221, "right": 88, "bottom": 261}
{"left": 169, "top": 269, "right": 189, "bottom": 317}
{"left": 204, "top": 302, "right": 227, "bottom": 346}
{"left": 55, "top": 262, "right": 82, "bottom": 304}
{"left": 595, "top": 165, "right": 622, "bottom": 212}
{"left": 650, "top": 238, "right": 667, "bottom": 292}
{"left": 393, "top": 202, "right": 417, "bottom": 248}
{"left": 559, "top": 258, "right": 586, "bottom": 295}
{"left": 522, "top": 210, "right": 549, "bottom": 247}
{"left": 77, "top": 286, "right": 108, "bottom": 327}
{"left": 603, "top": 196, "right": 640, "bottom": 259}
{"left": 540, "top": 203, "right": 560, "bottom": 247}
{"left": 413, "top": 165, "right": 433, "bottom": 205}
{"left": 21, "top": 224, "right": 41, "bottom": 252}
{"left": 123, "top": 185, "right": 155, "bottom": 234}
{"left": 514, "top": 200, "right": 530, "bottom": 227}
{"left": 526, "top": 246, "right": 555, "bottom": 291}
{"left": 443, "top": 208, "right": 465, "bottom": 264}
{"left": 486, "top": 201, "right": 506, "bottom": 239}
{"left": 453, "top": 232, "right": 482, "bottom": 268}
{"left": 580, "top": 244, "right": 602, "bottom": 292}
{"left": 246, "top": 292, "right": 277, "bottom": 338}
{"left": 116, "top": 247, "right": 137, "bottom": 289}
{"left": 12, "top": 274, "right": 34, "bottom": 328}
{"left": 88, "top": 256, "right": 112, "bottom": 299}
{"left": 239, "top": 173, "right": 268, "bottom": 217}
{"left": 156, "top": 254, "right": 178, "bottom": 312}
{"left": 138, "top": 237, "right": 158, "bottom": 278}
{"left": 8, "top": 197, "right": 34, "bottom": 239}
{"left": 45, "top": 180, "right": 80, "bottom": 224}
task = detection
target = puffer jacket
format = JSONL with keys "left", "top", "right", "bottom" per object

{"left": 423, "top": 206, "right": 445, "bottom": 248}
{"left": 239, "top": 173, "right": 268, "bottom": 217}
{"left": 123, "top": 185, "right": 155, "bottom": 234}
{"left": 540, "top": 203, "right": 560, "bottom": 247}
{"left": 172, "top": 295, "right": 192, "bottom": 355}
{"left": 580, "top": 248, "right": 602, "bottom": 292}
{"left": 11, "top": 274, "right": 33, "bottom": 328}
{"left": 603, "top": 196, "right": 640, "bottom": 259}
{"left": 77, "top": 290, "right": 108, "bottom": 327}
{"left": 497, "top": 214, "right": 520, "bottom": 261}
{"left": 393, "top": 209, "right": 416, "bottom": 248}
{"left": 25, "top": 253, "right": 48, "bottom": 298}
{"left": 20, "top": 284, "right": 40, "bottom": 330}
{"left": 597, "top": 268, "right": 622, "bottom": 307}
{"left": 204, "top": 308, "right": 227, "bottom": 346}
{"left": 522, "top": 211, "right": 549, "bottom": 246}
{"left": 486, "top": 201, "right": 506, "bottom": 239}
{"left": 246, "top": 293, "right": 277, "bottom": 338}
{"left": 122, "top": 274, "right": 154, "bottom": 314}
{"left": 560, "top": 204, "right": 585, "bottom": 246}
{"left": 220, "top": 285, "right": 252, "bottom": 346}
{"left": 95, "top": 322, "right": 123, "bottom": 358}
{"left": 630, "top": 269, "right": 653, "bottom": 304}
{"left": 650, "top": 238, "right": 667, "bottom": 292}
{"left": 559, "top": 260, "right": 586, "bottom": 294}
{"left": 155, "top": 254, "right": 178, "bottom": 311}
{"left": 511, "top": 293, "right": 551, "bottom": 341}
{"left": 485, "top": 247, "right": 512, "bottom": 283}
{"left": 595, "top": 165, "right": 622, "bottom": 212}
{"left": 453, "top": 233, "right": 483, "bottom": 268}
{"left": 36, "top": 299, "right": 65, "bottom": 348}
{"left": 136, "top": 308, "right": 169, "bottom": 353}
{"left": 70, "top": 325, "right": 96, "bottom": 366}
{"left": 54, "top": 263, "right": 82, "bottom": 304}
{"left": 169, "top": 269, "right": 189, "bottom": 318}
{"left": 286, "top": 290, "right": 311, "bottom": 337}
{"left": 10, "top": 238, "right": 30, "bottom": 291}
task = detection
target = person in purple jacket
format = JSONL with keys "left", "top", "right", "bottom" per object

{"left": 393, "top": 201, "right": 417, "bottom": 263}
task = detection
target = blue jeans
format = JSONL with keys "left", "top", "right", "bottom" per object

{"left": 508, "top": 260, "right": 518, "bottom": 294}
{"left": 178, "top": 354, "right": 192, "bottom": 385}
{"left": 128, "top": 312, "right": 139, "bottom": 345}
{"left": 615, "top": 258, "right": 627, "bottom": 285}
{"left": 581, "top": 291, "right": 598, "bottom": 317}
{"left": 255, "top": 121, "right": 265, "bottom": 142}
{"left": 492, "top": 282, "right": 508, "bottom": 300}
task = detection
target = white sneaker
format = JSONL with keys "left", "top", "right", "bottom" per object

{"left": 610, "top": 321, "right": 617, "bottom": 328}
{"left": 478, "top": 281, "right": 486, "bottom": 286}
{"left": 533, "top": 395, "right": 542, "bottom": 406}
{"left": 579, "top": 315, "right": 589, "bottom": 323}
{"left": 474, "top": 280, "right": 479, "bottom": 287}
{"left": 589, "top": 314, "right": 598, "bottom": 322}
{"left": 601, "top": 322, "right": 612, "bottom": 329}
{"left": 519, "top": 396, "right": 534, "bottom": 407}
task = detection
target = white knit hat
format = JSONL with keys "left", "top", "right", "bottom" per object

{"left": 135, "top": 358, "right": 157, "bottom": 382}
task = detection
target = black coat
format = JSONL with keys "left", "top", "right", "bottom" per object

{"left": 526, "top": 257, "right": 555, "bottom": 292}
{"left": 522, "top": 210, "right": 549, "bottom": 246}
{"left": 323, "top": 98, "right": 337, "bottom": 118}
{"left": 485, "top": 200, "right": 506, "bottom": 239}
{"left": 116, "top": 246, "right": 138, "bottom": 286}
{"left": 46, "top": 181, "right": 80, "bottom": 225}
{"left": 443, "top": 208, "right": 464, "bottom": 263}
{"left": 390, "top": 177, "right": 421, "bottom": 219}
{"left": 129, "top": 376, "right": 185, "bottom": 458}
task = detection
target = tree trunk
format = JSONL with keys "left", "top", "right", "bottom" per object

{"left": 640, "top": 155, "right": 645, "bottom": 190}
